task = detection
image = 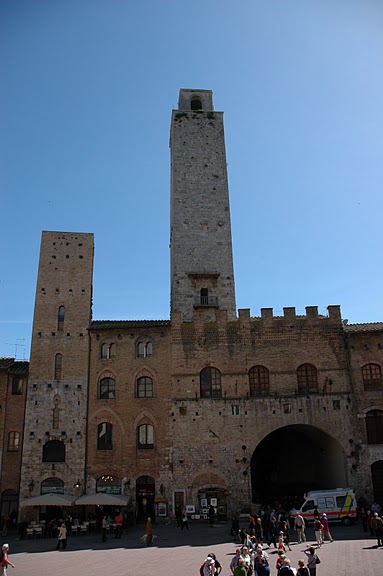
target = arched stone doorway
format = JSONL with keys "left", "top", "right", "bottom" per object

{"left": 251, "top": 425, "right": 347, "bottom": 504}
{"left": 136, "top": 476, "right": 155, "bottom": 523}
{"left": 192, "top": 472, "right": 228, "bottom": 520}
{"left": 371, "top": 461, "right": 383, "bottom": 505}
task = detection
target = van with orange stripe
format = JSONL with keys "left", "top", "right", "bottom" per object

{"left": 290, "top": 488, "right": 357, "bottom": 525}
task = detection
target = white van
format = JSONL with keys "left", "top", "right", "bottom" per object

{"left": 290, "top": 487, "right": 357, "bottom": 524}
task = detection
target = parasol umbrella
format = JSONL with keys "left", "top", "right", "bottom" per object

{"left": 19, "top": 493, "right": 76, "bottom": 507}
{"left": 74, "top": 493, "right": 129, "bottom": 506}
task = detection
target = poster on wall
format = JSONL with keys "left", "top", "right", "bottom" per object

{"left": 210, "top": 498, "right": 217, "bottom": 507}
{"left": 186, "top": 505, "right": 195, "bottom": 514}
{"left": 157, "top": 503, "right": 167, "bottom": 517}
{"left": 200, "top": 498, "right": 208, "bottom": 509}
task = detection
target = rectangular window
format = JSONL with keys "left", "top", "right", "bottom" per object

{"left": 232, "top": 405, "right": 240, "bottom": 416}
{"left": 7, "top": 432, "right": 20, "bottom": 452}
{"left": 12, "top": 378, "right": 23, "bottom": 395}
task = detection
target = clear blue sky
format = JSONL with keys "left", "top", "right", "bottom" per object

{"left": 2, "top": 0, "right": 383, "bottom": 360}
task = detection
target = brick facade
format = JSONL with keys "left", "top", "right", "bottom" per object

{"left": 13, "top": 90, "right": 383, "bottom": 522}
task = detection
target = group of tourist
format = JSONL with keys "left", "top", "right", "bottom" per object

{"left": 358, "top": 499, "right": 383, "bottom": 547}
{"left": 200, "top": 542, "right": 321, "bottom": 576}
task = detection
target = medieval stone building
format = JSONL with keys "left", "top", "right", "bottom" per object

{"left": 16, "top": 89, "right": 383, "bottom": 522}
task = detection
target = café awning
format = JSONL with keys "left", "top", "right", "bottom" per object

{"left": 75, "top": 493, "right": 129, "bottom": 506}
{"left": 19, "top": 493, "right": 76, "bottom": 507}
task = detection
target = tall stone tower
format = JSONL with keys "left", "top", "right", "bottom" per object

{"left": 170, "top": 89, "right": 236, "bottom": 322}
{"left": 20, "top": 231, "right": 94, "bottom": 507}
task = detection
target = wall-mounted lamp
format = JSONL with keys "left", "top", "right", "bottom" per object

{"left": 28, "top": 480, "right": 35, "bottom": 493}
{"left": 74, "top": 479, "right": 82, "bottom": 490}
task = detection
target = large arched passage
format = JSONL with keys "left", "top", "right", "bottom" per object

{"left": 251, "top": 425, "right": 347, "bottom": 503}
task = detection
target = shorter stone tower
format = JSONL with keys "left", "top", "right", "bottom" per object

{"left": 170, "top": 89, "right": 236, "bottom": 322}
{"left": 20, "top": 231, "right": 94, "bottom": 509}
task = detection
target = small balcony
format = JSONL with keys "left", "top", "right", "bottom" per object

{"left": 194, "top": 296, "right": 219, "bottom": 308}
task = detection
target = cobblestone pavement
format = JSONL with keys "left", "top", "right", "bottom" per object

{"left": 4, "top": 523, "right": 383, "bottom": 576}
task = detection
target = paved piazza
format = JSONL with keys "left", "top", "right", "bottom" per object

{"left": 6, "top": 523, "right": 383, "bottom": 576}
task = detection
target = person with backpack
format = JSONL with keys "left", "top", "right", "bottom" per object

{"left": 0, "top": 543, "right": 15, "bottom": 575}
{"left": 294, "top": 514, "right": 306, "bottom": 544}
{"left": 304, "top": 546, "right": 320, "bottom": 576}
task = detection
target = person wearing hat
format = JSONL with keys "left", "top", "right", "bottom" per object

{"left": 203, "top": 556, "right": 216, "bottom": 576}
{"left": 319, "top": 513, "right": 333, "bottom": 543}
{"left": 0, "top": 543, "right": 15, "bottom": 575}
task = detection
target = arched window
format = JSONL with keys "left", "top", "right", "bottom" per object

{"left": 249, "top": 366, "right": 270, "bottom": 397}
{"left": 41, "top": 477, "right": 64, "bottom": 495}
{"left": 57, "top": 306, "right": 65, "bottom": 330}
{"left": 362, "top": 364, "right": 382, "bottom": 390}
{"left": 98, "top": 377, "right": 116, "bottom": 399}
{"left": 137, "top": 340, "right": 153, "bottom": 358}
{"left": 42, "top": 440, "right": 65, "bottom": 462}
{"left": 366, "top": 410, "right": 383, "bottom": 444}
{"left": 54, "top": 353, "right": 62, "bottom": 381}
{"left": 101, "top": 342, "right": 116, "bottom": 360}
{"left": 137, "top": 424, "right": 154, "bottom": 449}
{"left": 136, "top": 377, "right": 153, "bottom": 398}
{"left": 297, "top": 363, "right": 318, "bottom": 394}
{"left": 7, "top": 431, "right": 20, "bottom": 452}
{"left": 97, "top": 422, "right": 113, "bottom": 450}
{"left": 200, "top": 367, "right": 222, "bottom": 398}
{"left": 96, "top": 476, "right": 121, "bottom": 494}
{"left": 191, "top": 97, "right": 202, "bottom": 110}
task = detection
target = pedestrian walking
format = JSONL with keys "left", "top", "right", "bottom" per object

{"left": 208, "top": 553, "right": 222, "bottom": 575}
{"left": 282, "top": 520, "right": 292, "bottom": 550}
{"left": 0, "top": 544, "right": 15, "bottom": 575}
{"left": 279, "top": 558, "right": 296, "bottom": 576}
{"left": 294, "top": 514, "right": 306, "bottom": 544}
{"left": 180, "top": 508, "right": 189, "bottom": 531}
{"left": 297, "top": 559, "right": 309, "bottom": 576}
{"left": 175, "top": 504, "right": 182, "bottom": 528}
{"left": 371, "top": 512, "right": 383, "bottom": 546}
{"left": 319, "top": 513, "right": 333, "bottom": 543}
{"left": 267, "top": 516, "right": 278, "bottom": 547}
{"left": 56, "top": 522, "right": 67, "bottom": 550}
{"left": 203, "top": 556, "right": 216, "bottom": 576}
{"left": 313, "top": 517, "right": 323, "bottom": 548}
{"left": 233, "top": 558, "right": 247, "bottom": 576}
{"left": 304, "top": 546, "right": 320, "bottom": 576}
{"left": 230, "top": 549, "right": 242, "bottom": 574}
{"left": 145, "top": 516, "right": 153, "bottom": 546}
{"left": 254, "top": 544, "right": 270, "bottom": 576}
{"left": 114, "top": 511, "right": 123, "bottom": 539}
{"left": 101, "top": 515, "right": 107, "bottom": 542}
{"left": 276, "top": 551, "right": 286, "bottom": 576}
{"left": 209, "top": 504, "right": 215, "bottom": 526}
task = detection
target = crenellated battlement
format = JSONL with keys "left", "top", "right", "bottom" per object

{"left": 171, "top": 305, "right": 342, "bottom": 330}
